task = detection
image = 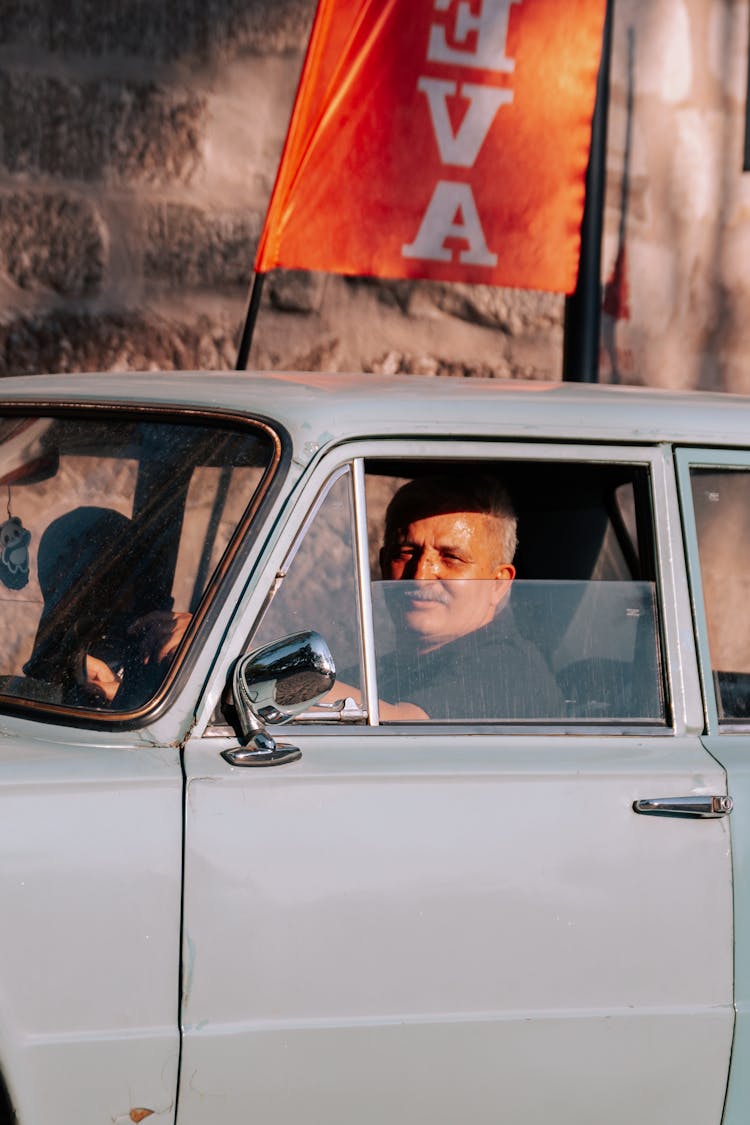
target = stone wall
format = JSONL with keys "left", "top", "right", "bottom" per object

{"left": 0, "top": 0, "right": 565, "bottom": 381}
{"left": 0, "top": 0, "right": 748, "bottom": 390}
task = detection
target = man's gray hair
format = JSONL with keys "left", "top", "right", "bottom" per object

{"left": 383, "top": 472, "right": 518, "bottom": 563}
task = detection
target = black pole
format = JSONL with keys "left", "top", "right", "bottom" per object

{"left": 562, "top": 0, "right": 613, "bottom": 383}
{"left": 236, "top": 272, "right": 266, "bottom": 371}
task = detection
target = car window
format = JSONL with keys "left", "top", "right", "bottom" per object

{"left": 0, "top": 413, "right": 276, "bottom": 718}
{"left": 690, "top": 467, "right": 750, "bottom": 721}
{"left": 242, "top": 456, "right": 666, "bottom": 727}
{"left": 369, "top": 577, "right": 661, "bottom": 721}
{"left": 366, "top": 460, "right": 663, "bottom": 723}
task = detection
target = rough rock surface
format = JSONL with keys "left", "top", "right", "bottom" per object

{"left": 0, "top": 0, "right": 745, "bottom": 389}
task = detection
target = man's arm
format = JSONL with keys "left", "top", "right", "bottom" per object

{"left": 322, "top": 678, "right": 428, "bottom": 721}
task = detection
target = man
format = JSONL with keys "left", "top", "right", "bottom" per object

{"left": 370, "top": 472, "right": 562, "bottom": 720}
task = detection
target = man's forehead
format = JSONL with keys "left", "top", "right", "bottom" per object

{"left": 394, "top": 510, "right": 499, "bottom": 537}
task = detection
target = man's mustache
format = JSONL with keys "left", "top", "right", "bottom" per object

{"left": 398, "top": 582, "right": 451, "bottom": 607}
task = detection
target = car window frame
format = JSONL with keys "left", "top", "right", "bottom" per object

{"left": 675, "top": 446, "right": 750, "bottom": 735}
{"left": 204, "top": 438, "right": 692, "bottom": 738}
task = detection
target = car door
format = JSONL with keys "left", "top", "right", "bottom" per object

{"left": 179, "top": 439, "right": 733, "bottom": 1125}
{"left": 676, "top": 448, "right": 750, "bottom": 1125}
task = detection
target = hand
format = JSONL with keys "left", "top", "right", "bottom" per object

{"left": 321, "top": 679, "right": 428, "bottom": 721}
{"left": 378, "top": 698, "right": 428, "bottom": 721}
{"left": 82, "top": 654, "right": 122, "bottom": 703}
{"left": 127, "top": 611, "right": 192, "bottom": 665}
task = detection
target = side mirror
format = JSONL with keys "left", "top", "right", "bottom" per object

{"left": 224, "top": 631, "right": 336, "bottom": 767}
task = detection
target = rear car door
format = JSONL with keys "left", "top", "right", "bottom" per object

{"left": 676, "top": 448, "right": 750, "bottom": 1125}
{"left": 180, "top": 439, "right": 733, "bottom": 1125}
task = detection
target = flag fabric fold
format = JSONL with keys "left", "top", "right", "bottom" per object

{"left": 255, "top": 0, "right": 607, "bottom": 294}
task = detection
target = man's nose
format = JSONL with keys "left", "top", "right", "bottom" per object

{"left": 412, "top": 551, "right": 438, "bottom": 580}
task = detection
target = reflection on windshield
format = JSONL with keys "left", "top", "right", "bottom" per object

{"left": 371, "top": 579, "right": 663, "bottom": 722}
{"left": 0, "top": 414, "right": 275, "bottom": 716}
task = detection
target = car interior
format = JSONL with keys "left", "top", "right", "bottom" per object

{"left": 364, "top": 458, "right": 666, "bottom": 723}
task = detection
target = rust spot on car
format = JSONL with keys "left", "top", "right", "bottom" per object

{"left": 130, "top": 1110, "right": 154, "bottom": 1123}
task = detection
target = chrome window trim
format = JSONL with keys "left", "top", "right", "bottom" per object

{"left": 205, "top": 718, "right": 675, "bottom": 739}
{"left": 352, "top": 458, "right": 379, "bottom": 726}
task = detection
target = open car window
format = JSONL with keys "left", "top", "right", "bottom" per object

{"left": 0, "top": 412, "right": 277, "bottom": 720}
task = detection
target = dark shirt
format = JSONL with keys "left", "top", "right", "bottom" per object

{"left": 375, "top": 606, "right": 562, "bottom": 721}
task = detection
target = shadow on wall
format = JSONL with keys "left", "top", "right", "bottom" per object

{"left": 694, "top": 0, "right": 738, "bottom": 394}
{"left": 0, "top": 0, "right": 317, "bottom": 376}
{"left": 613, "top": 2, "right": 747, "bottom": 392}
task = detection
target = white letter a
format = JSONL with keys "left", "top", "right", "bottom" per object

{"left": 402, "top": 182, "right": 497, "bottom": 266}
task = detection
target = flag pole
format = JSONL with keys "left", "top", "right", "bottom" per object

{"left": 562, "top": 0, "right": 613, "bottom": 383}
{"left": 235, "top": 271, "right": 266, "bottom": 371}
{"left": 234, "top": 0, "right": 331, "bottom": 373}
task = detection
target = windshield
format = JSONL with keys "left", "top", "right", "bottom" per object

{"left": 0, "top": 412, "right": 277, "bottom": 719}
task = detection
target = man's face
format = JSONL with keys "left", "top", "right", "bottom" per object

{"left": 380, "top": 510, "right": 515, "bottom": 653}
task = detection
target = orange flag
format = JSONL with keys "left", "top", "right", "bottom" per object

{"left": 255, "top": 0, "right": 607, "bottom": 293}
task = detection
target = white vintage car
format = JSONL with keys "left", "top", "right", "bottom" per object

{"left": 0, "top": 370, "right": 747, "bottom": 1125}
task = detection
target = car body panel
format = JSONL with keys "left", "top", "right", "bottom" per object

{"left": 674, "top": 447, "right": 750, "bottom": 1125}
{"left": 702, "top": 737, "right": 750, "bottom": 1125}
{"left": 0, "top": 719, "right": 182, "bottom": 1124}
{"left": 1, "top": 370, "right": 750, "bottom": 455}
{"left": 179, "top": 734, "right": 732, "bottom": 1125}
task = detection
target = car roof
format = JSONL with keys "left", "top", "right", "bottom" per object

{"left": 0, "top": 369, "right": 747, "bottom": 452}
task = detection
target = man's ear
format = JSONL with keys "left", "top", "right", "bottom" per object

{"left": 489, "top": 562, "right": 515, "bottom": 608}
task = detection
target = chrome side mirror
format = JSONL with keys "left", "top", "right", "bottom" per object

{"left": 224, "top": 631, "right": 336, "bottom": 767}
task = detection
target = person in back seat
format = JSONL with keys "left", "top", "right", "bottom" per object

{"left": 25, "top": 506, "right": 190, "bottom": 708}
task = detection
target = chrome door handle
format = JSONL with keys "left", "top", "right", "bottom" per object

{"left": 633, "top": 795, "right": 733, "bottom": 819}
